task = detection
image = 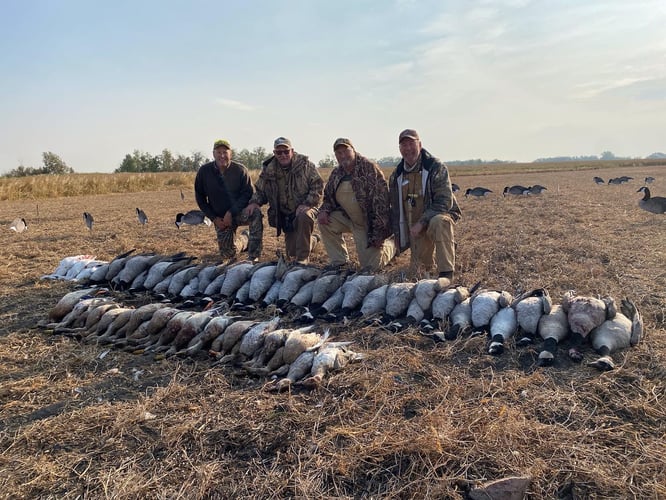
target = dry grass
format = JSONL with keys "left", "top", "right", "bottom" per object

{"left": 1, "top": 164, "right": 665, "bottom": 499}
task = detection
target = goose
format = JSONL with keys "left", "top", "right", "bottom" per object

{"left": 232, "top": 279, "right": 252, "bottom": 305}
{"left": 204, "top": 271, "right": 228, "bottom": 296}
{"left": 242, "top": 325, "right": 315, "bottom": 372}
{"left": 289, "top": 280, "right": 317, "bottom": 309}
{"left": 175, "top": 210, "right": 211, "bottom": 228}
{"left": 360, "top": 284, "right": 389, "bottom": 319}
{"left": 177, "top": 313, "right": 239, "bottom": 357}
{"left": 83, "top": 211, "right": 94, "bottom": 230}
{"left": 196, "top": 264, "right": 226, "bottom": 294}
{"left": 511, "top": 288, "right": 552, "bottom": 345}
{"left": 618, "top": 176, "right": 633, "bottom": 183}
{"left": 637, "top": 187, "right": 666, "bottom": 214}
{"left": 470, "top": 289, "right": 513, "bottom": 332}
{"left": 561, "top": 291, "right": 616, "bottom": 362}
{"left": 238, "top": 316, "right": 282, "bottom": 360}
{"left": 465, "top": 187, "right": 493, "bottom": 198}
{"left": 46, "top": 297, "right": 113, "bottom": 332}
{"left": 42, "top": 255, "right": 101, "bottom": 280}
{"left": 178, "top": 276, "right": 201, "bottom": 298}
{"left": 536, "top": 305, "right": 569, "bottom": 366}
{"left": 269, "top": 349, "right": 317, "bottom": 392}
{"left": 104, "top": 249, "right": 138, "bottom": 282}
{"left": 277, "top": 266, "right": 320, "bottom": 307}
{"left": 93, "top": 307, "right": 136, "bottom": 344}
{"left": 113, "top": 303, "right": 170, "bottom": 341}
{"left": 488, "top": 305, "right": 517, "bottom": 355}
{"left": 446, "top": 297, "right": 472, "bottom": 340}
{"left": 112, "top": 253, "right": 161, "bottom": 290}
{"left": 385, "top": 281, "right": 416, "bottom": 319}
{"left": 341, "top": 274, "right": 385, "bottom": 314}
{"left": 162, "top": 310, "right": 219, "bottom": 356}
{"left": 405, "top": 297, "right": 426, "bottom": 325}
{"left": 431, "top": 285, "right": 470, "bottom": 323}
{"left": 299, "top": 343, "right": 363, "bottom": 388}
{"left": 64, "top": 257, "right": 102, "bottom": 281}
{"left": 593, "top": 176, "right": 604, "bottom": 185}
{"left": 141, "top": 311, "right": 195, "bottom": 352}
{"left": 607, "top": 177, "right": 623, "bottom": 185}
{"left": 528, "top": 184, "right": 547, "bottom": 195}
{"left": 310, "top": 270, "right": 351, "bottom": 308}
{"left": 122, "top": 307, "right": 181, "bottom": 347}
{"left": 78, "top": 302, "right": 121, "bottom": 336}
{"left": 588, "top": 298, "right": 642, "bottom": 370}
{"left": 644, "top": 176, "right": 655, "bottom": 184}
{"left": 136, "top": 207, "right": 148, "bottom": 225}
{"left": 219, "top": 261, "right": 255, "bottom": 298}
{"left": 413, "top": 278, "right": 443, "bottom": 312}
{"left": 9, "top": 217, "right": 27, "bottom": 233}
{"left": 48, "top": 287, "right": 103, "bottom": 321}
{"left": 209, "top": 319, "right": 256, "bottom": 355}
{"left": 503, "top": 185, "right": 529, "bottom": 196}
{"left": 85, "top": 307, "right": 133, "bottom": 342}
{"left": 168, "top": 265, "right": 203, "bottom": 297}
{"left": 247, "top": 263, "right": 278, "bottom": 302}
{"left": 260, "top": 279, "right": 283, "bottom": 308}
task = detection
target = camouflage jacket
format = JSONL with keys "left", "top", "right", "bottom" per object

{"left": 320, "top": 153, "right": 392, "bottom": 247}
{"left": 249, "top": 152, "right": 323, "bottom": 232}
{"left": 389, "top": 148, "right": 461, "bottom": 253}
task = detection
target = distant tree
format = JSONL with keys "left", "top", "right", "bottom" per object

{"left": 159, "top": 149, "right": 176, "bottom": 171}
{"left": 377, "top": 156, "right": 401, "bottom": 167}
{"left": 234, "top": 147, "right": 268, "bottom": 170}
{"left": 318, "top": 155, "right": 337, "bottom": 168}
{"left": 600, "top": 151, "right": 616, "bottom": 160}
{"left": 42, "top": 152, "right": 74, "bottom": 174}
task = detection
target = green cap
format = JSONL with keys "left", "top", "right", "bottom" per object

{"left": 213, "top": 139, "right": 231, "bottom": 150}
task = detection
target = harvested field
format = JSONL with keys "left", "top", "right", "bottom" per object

{"left": 1, "top": 165, "right": 665, "bottom": 499}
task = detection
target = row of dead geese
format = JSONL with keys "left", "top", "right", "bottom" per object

{"left": 42, "top": 252, "right": 644, "bottom": 372}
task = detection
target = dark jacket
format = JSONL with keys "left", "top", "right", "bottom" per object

{"left": 389, "top": 148, "right": 461, "bottom": 252}
{"left": 194, "top": 160, "right": 254, "bottom": 221}
{"left": 249, "top": 152, "right": 323, "bottom": 234}
{"left": 320, "top": 153, "right": 392, "bottom": 247}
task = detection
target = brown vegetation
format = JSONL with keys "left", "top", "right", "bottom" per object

{"left": 1, "top": 164, "right": 665, "bottom": 499}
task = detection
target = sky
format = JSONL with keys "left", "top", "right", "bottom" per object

{"left": 1, "top": 0, "right": 665, "bottom": 174}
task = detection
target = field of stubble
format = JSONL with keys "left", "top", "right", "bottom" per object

{"left": 0, "top": 165, "right": 664, "bottom": 499}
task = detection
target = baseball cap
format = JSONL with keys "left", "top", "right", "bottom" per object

{"left": 273, "top": 137, "right": 292, "bottom": 149}
{"left": 333, "top": 137, "right": 354, "bottom": 150}
{"left": 399, "top": 129, "right": 420, "bottom": 142}
{"left": 213, "top": 139, "right": 231, "bottom": 150}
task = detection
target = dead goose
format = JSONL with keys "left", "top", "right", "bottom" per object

{"left": 112, "top": 253, "right": 161, "bottom": 290}
{"left": 168, "top": 264, "right": 205, "bottom": 297}
{"left": 511, "top": 288, "right": 552, "bottom": 345}
{"left": 444, "top": 297, "right": 472, "bottom": 340}
{"left": 112, "top": 303, "right": 170, "bottom": 341}
{"left": 562, "top": 291, "right": 616, "bottom": 362}
{"left": 260, "top": 280, "right": 283, "bottom": 308}
{"left": 141, "top": 311, "right": 195, "bottom": 352}
{"left": 136, "top": 207, "right": 148, "bottom": 225}
{"left": 503, "top": 185, "right": 530, "bottom": 196}
{"left": 177, "top": 312, "right": 238, "bottom": 357}
{"left": 341, "top": 274, "right": 385, "bottom": 314}
{"left": 637, "top": 186, "right": 666, "bottom": 214}
{"left": 465, "top": 187, "right": 492, "bottom": 198}
{"left": 104, "top": 249, "right": 138, "bottom": 282}
{"left": 269, "top": 349, "right": 317, "bottom": 392}
{"left": 121, "top": 306, "right": 182, "bottom": 347}
{"left": 9, "top": 217, "right": 27, "bottom": 233}
{"left": 42, "top": 255, "right": 97, "bottom": 280}
{"left": 431, "top": 285, "right": 470, "bottom": 323}
{"left": 219, "top": 261, "right": 255, "bottom": 298}
{"left": 470, "top": 289, "right": 513, "bottom": 332}
{"left": 299, "top": 343, "right": 363, "bottom": 388}
{"left": 47, "top": 287, "right": 103, "bottom": 321}
{"left": 277, "top": 266, "right": 320, "bottom": 307}
{"left": 236, "top": 316, "right": 282, "bottom": 361}
{"left": 360, "top": 284, "right": 389, "bottom": 319}
{"left": 385, "top": 281, "right": 416, "bottom": 320}
{"left": 488, "top": 305, "right": 517, "bottom": 355}
{"left": 310, "top": 270, "right": 351, "bottom": 308}
{"left": 536, "top": 305, "right": 570, "bottom": 366}
{"left": 588, "top": 298, "right": 642, "bottom": 370}
{"left": 247, "top": 263, "right": 278, "bottom": 302}
{"left": 84, "top": 307, "right": 133, "bottom": 341}
{"left": 413, "top": 278, "right": 443, "bottom": 312}
{"left": 175, "top": 210, "right": 212, "bottom": 228}
{"left": 162, "top": 310, "right": 219, "bottom": 356}
{"left": 243, "top": 325, "right": 316, "bottom": 373}
{"left": 210, "top": 319, "right": 256, "bottom": 355}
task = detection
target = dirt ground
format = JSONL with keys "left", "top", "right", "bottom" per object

{"left": 1, "top": 165, "right": 665, "bottom": 499}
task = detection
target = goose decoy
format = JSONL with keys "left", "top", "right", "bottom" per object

{"left": 593, "top": 176, "right": 605, "bottom": 185}
{"left": 607, "top": 177, "right": 623, "bottom": 185}
{"left": 644, "top": 176, "right": 655, "bottom": 184}
{"left": 175, "top": 210, "right": 212, "bottom": 228}
{"left": 180, "top": 189, "right": 185, "bottom": 201}
{"left": 83, "top": 212, "right": 94, "bottom": 230}
{"left": 465, "top": 187, "right": 493, "bottom": 198}
{"left": 503, "top": 185, "right": 530, "bottom": 196}
{"left": 528, "top": 184, "right": 547, "bottom": 195}
{"left": 637, "top": 187, "right": 666, "bottom": 214}
{"left": 136, "top": 208, "right": 148, "bottom": 225}
{"left": 9, "top": 217, "right": 27, "bottom": 233}
{"left": 451, "top": 183, "right": 460, "bottom": 193}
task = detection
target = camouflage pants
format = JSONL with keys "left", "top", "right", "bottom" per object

{"left": 216, "top": 209, "right": 263, "bottom": 259}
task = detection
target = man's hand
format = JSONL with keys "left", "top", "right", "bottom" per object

{"left": 295, "top": 204, "right": 309, "bottom": 216}
{"left": 215, "top": 211, "right": 233, "bottom": 230}
{"left": 410, "top": 221, "right": 425, "bottom": 238}
{"left": 317, "top": 211, "right": 330, "bottom": 225}
{"left": 244, "top": 203, "right": 260, "bottom": 217}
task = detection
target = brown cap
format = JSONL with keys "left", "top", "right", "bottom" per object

{"left": 399, "top": 129, "right": 420, "bottom": 143}
{"left": 213, "top": 139, "right": 231, "bottom": 150}
{"left": 273, "top": 137, "right": 292, "bottom": 149}
{"left": 333, "top": 137, "right": 354, "bottom": 150}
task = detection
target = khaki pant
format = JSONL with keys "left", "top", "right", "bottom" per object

{"left": 284, "top": 209, "right": 319, "bottom": 262}
{"left": 410, "top": 213, "right": 455, "bottom": 274}
{"left": 318, "top": 210, "right": 395, "bottom": 270}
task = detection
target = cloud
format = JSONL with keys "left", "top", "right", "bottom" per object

{"left": 215, "top": 98, "right": 257, "bottom": 111}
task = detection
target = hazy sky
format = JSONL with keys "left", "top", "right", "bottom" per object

{"left": 1, "top": 0, "right": 665, "bottom": 173}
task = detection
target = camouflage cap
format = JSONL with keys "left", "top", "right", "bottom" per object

{"left": 213, "top": 139, "right": 231, "bottom": 150}
{"left": 333, "top": 137, "right": 354, "bottom": 150}
{"left": 399, "top": 129, "right": 420, "bottom": 143}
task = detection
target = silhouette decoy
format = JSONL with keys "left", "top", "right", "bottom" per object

{"left": 136, "top": 208, "right": 148, "bottom": 225}
{"left": 83, "top": 212, "right": 94, "bottom": 230}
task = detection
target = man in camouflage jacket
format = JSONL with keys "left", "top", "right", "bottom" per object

{"left": 244, "top": 137, "right": 323, "bottom": 263}
{"left": 317, "top": 138, "right": 395, "bottom": 270}
{"left": 389, "top": 129, "right": 461, "bottom": 281}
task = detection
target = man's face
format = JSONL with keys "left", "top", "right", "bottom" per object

{"left": 274, "top": 146, "right": 293, "bottom": 166}
{"left": 399, "top": 137, "right": 421, "bottom": 166}
{"left": 213, "top": 146, "right": 232, "bottom": 169}
{"left": 334, "top": 146, "right": 356, "bottom": 170}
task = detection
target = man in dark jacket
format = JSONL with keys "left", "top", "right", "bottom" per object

{"left": 194, "top": 139, "right": 261, "bottom": 260}
{"left": 388, "top": 129, "right": 461, "bottom": 281}
{"left": 318, "top": 138, "right": 395, "bottom": 270}
{"left": 244, "top": 137, "right": 323, "bottom": 264}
